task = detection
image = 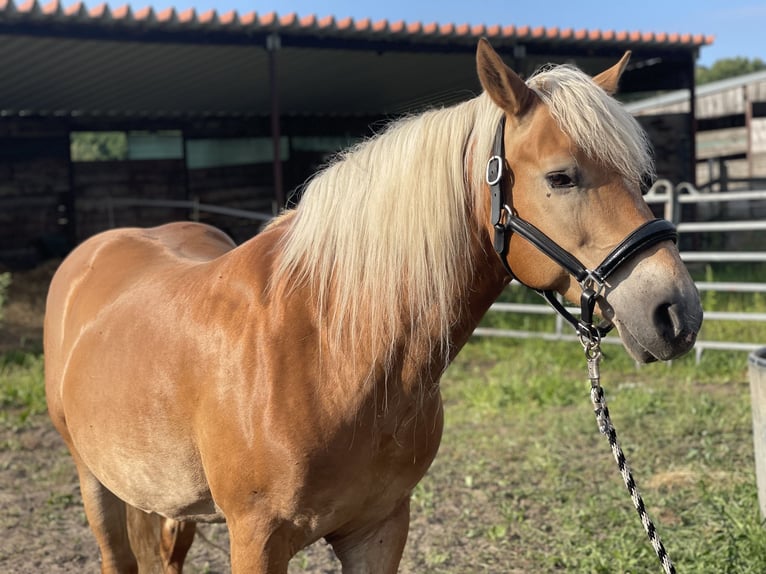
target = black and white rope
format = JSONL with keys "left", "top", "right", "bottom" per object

{"left": 584, "top": 342, "right": 676, "bottom": 574}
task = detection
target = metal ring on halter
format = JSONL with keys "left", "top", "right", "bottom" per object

{"left": 579, "top": 271, "right": 606, "bottom": 297}
{"left": 579, "top": 325, "right": 602, "bottom": 355}
{"left": 494, "top": 204, "right": 513, "bottom": 231}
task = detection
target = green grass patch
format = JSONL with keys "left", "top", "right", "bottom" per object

{"left": 410, "top": 333, "right": 766, "bottom": 573}
{"left": 0, "top": 272, "right": 11, "bottom": 323}
{"left": 0, "top": 352, "right": 46, "bottom": 427}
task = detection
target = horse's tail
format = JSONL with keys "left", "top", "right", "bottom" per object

{"left": 126, "top": 505, "right": 196, "bottom": 574}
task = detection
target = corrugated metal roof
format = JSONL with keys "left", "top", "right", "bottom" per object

{"left": 0, "top": 1, "right": 714, "bottom": 119}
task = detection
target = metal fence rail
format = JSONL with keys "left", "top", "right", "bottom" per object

{"left": 474, "top": 181, "right": 766, "bottom": 362}
{"left": 90, "top": 196, "right": 275, "bottom": 226}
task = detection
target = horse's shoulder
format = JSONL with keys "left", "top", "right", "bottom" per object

{"left": 48, "top": 223, "right": 235, "bottom": 302}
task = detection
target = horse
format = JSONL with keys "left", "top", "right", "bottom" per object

{"left": 44, "top": 39, "right": 702, "bottom": 573}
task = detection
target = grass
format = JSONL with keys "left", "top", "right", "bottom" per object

{"left": 0, "top": 351, "right": 46, "bottom": 428}
{"left": 421, "top": 335, "right": 766, "bottom": 573}
{"left": 0, "top": 272, "right": 10, "bottom": 322}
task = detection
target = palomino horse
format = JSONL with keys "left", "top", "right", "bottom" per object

{"left": 45, "top": 40, "right": 702, "bottom": 573}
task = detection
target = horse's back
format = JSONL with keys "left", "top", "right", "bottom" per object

{"left": 137, "top": 221, "right": 237, "bottom": 261}
{"left": 68, "top": 221, "right": 236, "bottom": 266}
{"left": 45, "top": 221, "right": 235, "bottom": 355}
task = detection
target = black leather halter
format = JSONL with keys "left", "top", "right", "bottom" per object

{"left": 486, "top": 117, "right": 678, "bottom": 339}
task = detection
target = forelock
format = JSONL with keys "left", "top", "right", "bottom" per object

{"left": 526, "top": 64, "right": 655, "bottom": 186}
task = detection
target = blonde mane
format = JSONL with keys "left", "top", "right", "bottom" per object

{"left": 273, "top": 94, "right": 501, "bottom": 363}
{"left": 527, "top": 64, "right": 655, "bottom": 186}
{"left": 272, "top": 63, "right": 654, "bottom": 364}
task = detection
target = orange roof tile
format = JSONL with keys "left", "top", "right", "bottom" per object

{"left": 0, "top": 0, "right": 714, "bottom": 48}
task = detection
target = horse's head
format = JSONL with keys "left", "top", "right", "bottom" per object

{"left": 476, "top": 39, "right": 702, "bottom": 363}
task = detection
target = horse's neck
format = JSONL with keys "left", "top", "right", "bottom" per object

{"left": 235, "top": 206, "right": 507, "bottom": 399}
{"left": 445, "top": 236, "right": 509, "bottom": 360}
{"left": 376, "top": 235, "right": 509, "bottom": 396}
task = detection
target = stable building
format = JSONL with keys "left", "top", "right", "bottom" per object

{"left": 627, "top": 70, "right": 766, "bottom": 190}
{"left": 0, "top": 1, "right": 712, "bottom": 267}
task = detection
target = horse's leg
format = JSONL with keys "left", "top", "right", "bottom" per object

{"left": 126, "top": 506, "right": 163, "bottom": 573}
{"left": 328, "top": 498, "right": 410, "bottom": 574}
{"left": 126, "top": 506, "right": 197, "bottom": 574}
{"left": 227, "top": 516, "right": 295, "bottom": 574}
{"left": 73, "top": 456, "right": 138, "bottom": 574}
{"left": 159, "top": 518, "right": 197, "bottom": 573}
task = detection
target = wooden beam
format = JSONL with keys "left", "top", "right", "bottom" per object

{"left": 267, "top": 33, "right": 284, "bottom": 209}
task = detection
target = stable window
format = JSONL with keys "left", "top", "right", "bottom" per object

{"left": 127, "top": 131, "right": 183, "bottom": 160}
{"left": 291, "top": 135, "right": 357, "bottom": 154}
{"left": 186, "top": 137, "right": 289, "bottom": 169}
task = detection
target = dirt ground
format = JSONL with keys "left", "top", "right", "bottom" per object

{"left": 0, "top": 262, "right": 446, "bottom": 573}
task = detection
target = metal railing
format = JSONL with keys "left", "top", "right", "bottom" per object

{"left": 99, "top": 196, "right": 275, "bottom": 226}
{"left": 475, "top": 181, "right": 766, "bottom": 361}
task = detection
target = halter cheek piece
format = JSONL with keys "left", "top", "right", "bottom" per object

{"left": 486, "top": 116, "right": 679, "bottom": 340}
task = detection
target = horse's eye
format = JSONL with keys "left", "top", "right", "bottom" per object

{"left": 546, "top": 170, "right": 578, "bottom": 189}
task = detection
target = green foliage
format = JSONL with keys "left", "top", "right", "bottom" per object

{"left": 691, "top": 262, "right": 766, "bottom": 284}
{"left": 70, "top": 131, "right": 127, "bottom": 162}
{"left": 0, "top": 272, "right": 10, "bottom": 323}
{"left": 0, "top": 352, "right": 46, "bottom": 426}
{"left": 696, "top": 57, "right": 766, "bottom": 85}
{"left": 703, "top": 264, "right": 719, "bottom": 310}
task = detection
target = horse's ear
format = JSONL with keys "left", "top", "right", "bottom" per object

{"left": 592, "top": 51, "right": 631, "bottom": 95}
{"left": 476, "top": 38, "right": 535, "bottom": 116}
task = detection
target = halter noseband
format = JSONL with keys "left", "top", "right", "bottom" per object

{"left": 487, "top": 116, "right": 678, "bottom": 340}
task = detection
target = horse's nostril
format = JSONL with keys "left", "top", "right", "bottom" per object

{"left": 654, "top": 302, "right": 685, "bottom": 339}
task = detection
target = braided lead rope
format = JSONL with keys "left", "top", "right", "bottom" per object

{"left": 583, "top": 338, "right": 676, "bottom": 574}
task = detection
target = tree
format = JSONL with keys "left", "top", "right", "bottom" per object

{"left": 70, "top": 132, "right": 127, "bottom": 162}
{"left": 696, "top": 57, "right": 766, "bottom": 85}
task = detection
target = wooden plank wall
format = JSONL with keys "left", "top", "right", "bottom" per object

{"left": 0, "top": 120, "right": 70, "bottom": 268}
{"left": 0, "top": 124, "right": 279, "bottom": 269}
{"left": 635, "top": 113, "right": 694, "bottom": 184}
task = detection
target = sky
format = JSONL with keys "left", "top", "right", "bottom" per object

{"left": 131, "top": 0, "right": 765, "bottom": 67}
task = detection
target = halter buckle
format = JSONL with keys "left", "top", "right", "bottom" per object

{"left": 486, "top": 155, "right": 504, "bottom": 187}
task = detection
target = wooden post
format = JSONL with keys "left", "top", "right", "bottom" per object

{"left": 64, "top": 127, "right": 78, "bottom": 247}
{"left": 666, "top": 183, "right": 680, "bottom": 225}
{"left": 687, "top": 54, "right": 697, "bottom": 187}
{"left": 267, "top": 33, "right": 285, "bottom": 209}
{"left": 749, "top": 348, "right": 766, "bottom": 519}
{"left": 745, "top": 86, "right": 754, "bottom": 185}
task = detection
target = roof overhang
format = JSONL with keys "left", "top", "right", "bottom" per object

{"left": 0, "top": 1, "right": 714, "bottom": 120}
